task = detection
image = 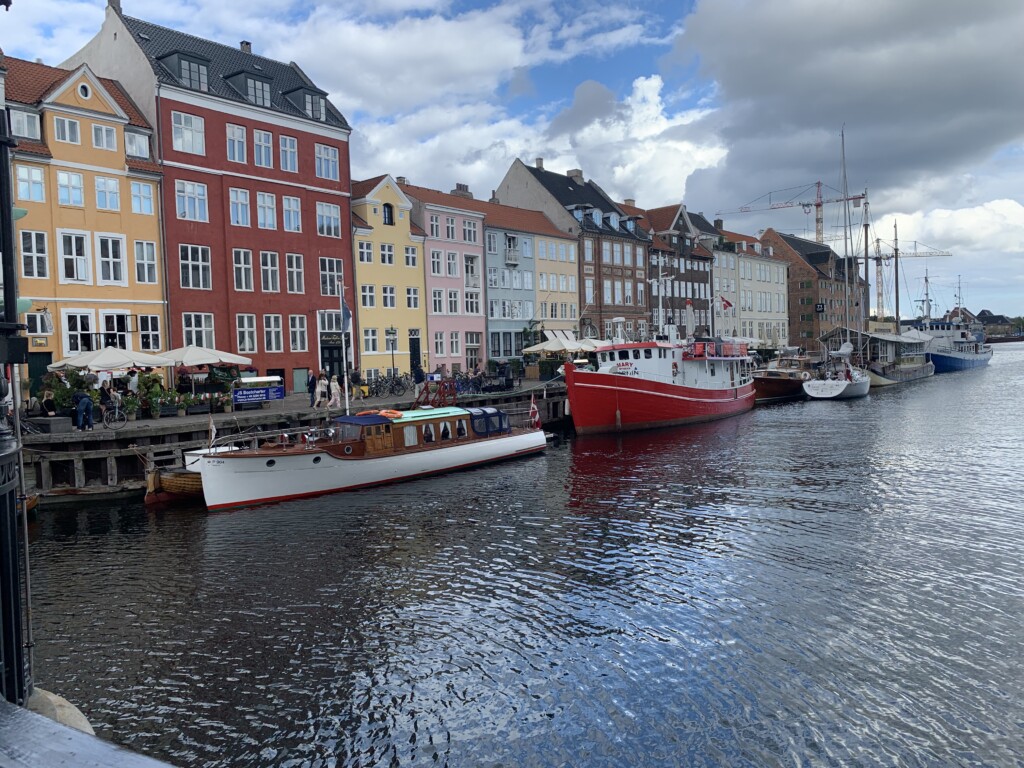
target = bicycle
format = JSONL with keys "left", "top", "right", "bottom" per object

{"left": 103, "top": 401, "right": 128, "bottom": 430}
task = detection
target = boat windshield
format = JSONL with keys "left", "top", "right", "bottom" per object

{"left": 334, "top": 422, "right": 362, "bottom": 441}
{"left": 468, "top": 407, "right": 511, "bottom": 436}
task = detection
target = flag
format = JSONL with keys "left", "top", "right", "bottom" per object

{"left": 208, "top": 409, "right": 217, "bottom": 447}
{"left": 340, "top": 295, "right": 352, "bottom": 333}
{"left": 720, "top": 296, "right": 733, "bottom": 310}
{"left": 529, "top": 394, "right": 541, "bottom": 429}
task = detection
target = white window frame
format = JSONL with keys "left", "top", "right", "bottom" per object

{"left": 175, "top": 179, "right": 209, "bottom": 221}
{"left": 282, "top": 196, "right": 302, "bottom": 232}
{"left": 179, "top": 244, "right": 212, "bottom": 290}
{"left": 360, "top": 284, "right": 375, "bottom": 308}
{"left": 20, "top": 230, "right": 48, "bottom": 279}
{"left": 233, "top": 249, "right": 254, "bottom": 292}
{"left": 16, "top": 165, "right": 44, "bottom": 202}
{"left": 320, "top": 257, "right": 343, "bottom": 297}
{"left": 257, "top": 192, "right": 277, "bottom": 229}
{"left": 280, "top": 135, "right": 298, "bottom": 172}
{"left": 236, "top": 314, "right": 257, "bottom": 353}
{"left": 62, "top": 308, "right": 95, "bottom": 355}
{"left": 130, "top": 181, "right": 154, "bottom": 215}
{"left": 95, "top": 233, "right": 127, "bottom": 286}
{"left": 99, "top": 310, "right": 131, "bottom": 350}
{"left": 260, "top": 251, "right": 280, "bottom": 293}
{"left": 289, "top": 315, "right": 308, "bottom": 352}
{"left": 54, "top": 116, "right": 80, "bottom": 145}
{"left": 227, "top": 124, "right": 247, "bottom": 164}
{"left": 286, "top": 253, "right": 304, "bottom": 294}
{"left": 265, "top": 314, "right": 283, "bottom": 352}
{"left": 229, "top": 188, "right": 250, "bottom": 227}
{"left": 316, "top": 202, "right": 341, "bottom": 237}
{"left": 10, "top": 111, "right": 41, "bottom": 140}
{"left": 171, "top": 111, "right": 205, "bottom": 155}
{"left": 406, "top": 287, "right": 419, "bottom": 309}
{"left": 58, "top": 229, "right": 90, "bottom": 284}
{"left": 382, "top": 285, "right": 396, "bottom": 308}
{"left": 57, "top": 171, "right": 84, "bottom": 207}
{"left": 92, "top": 124, "right": 117, "bottom": 151}
{"left": 139, "top": 314, "right": 161, "bottom": 350}
{"left": 182, "top": 312, "right": 215, "bottom": 347}
{"left": 125, "top": 132, "right": 150, "bottom": 158}
{"left": 253, "top": 129, "right": 273, "bottom": 168}
{"left": 314, "top": 143, "right": 339, "bottom": 180}
{"left": 134, "top": 240, "right": 157, "bottom": 284}
{"left": 95, "top": 176, "right": 120, "bottom": 211}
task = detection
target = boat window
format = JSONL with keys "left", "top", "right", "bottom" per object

{"left": 456, "top": 419, "right": 467, "bottom": 437}
{"left": 709, "top": 363, "right": 716, "bottom": 376}
{"left": 335, "top": 423, "right": 361, "bottom": 440}
{"left": 423, "top": 424, "right": 435, "bottom": 443}
{"left": 644, "top": 349, "right": 652, "bottom": 358}
{"left": 403, "top": 425, "right": 418, "bottom": 445}
{"left": 632, "top": 350, "right": 640, "bottom": 359}
{"left": 440, "top": 422, "right": 451, "bottom": 440}
{"left": 618, "top": 350, "right": 629, "bottom": 360}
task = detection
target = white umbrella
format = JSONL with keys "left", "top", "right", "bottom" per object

{"left": 162, "top": 344, "right": 252, "bottom": 367}
{"left": 47, "top": 346, "right": 174, "bottom": 372}
{"left": 523, "top": 338, "right": 574, "bottom": 354}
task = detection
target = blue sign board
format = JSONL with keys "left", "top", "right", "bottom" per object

{"left": 232, "top": 386, "right": 285, "bottom": 405}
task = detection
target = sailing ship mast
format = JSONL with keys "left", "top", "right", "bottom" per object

{"left": 893, "top": 222, "right": 900, "bottom": 332}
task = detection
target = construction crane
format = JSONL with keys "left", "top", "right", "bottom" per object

{"left": 871, "top": 222, "right": 951, "bottom": 322}
{"left": 716, "top": 181, "right": 867, "bottom": 244}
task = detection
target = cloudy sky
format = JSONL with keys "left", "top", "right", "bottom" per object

{"left": 6, "top": 0, "right": 1024, "bottom": 317}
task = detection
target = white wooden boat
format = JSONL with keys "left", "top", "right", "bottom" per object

{"left": 802, "top": 343, "right": 871, "bottom": 400}
{"left": 197, "top": 406, "right": 546, "bottom": 510}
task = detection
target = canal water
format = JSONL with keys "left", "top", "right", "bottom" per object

{"left": 27, "top": 344, "right": 1024, "bottom": 767}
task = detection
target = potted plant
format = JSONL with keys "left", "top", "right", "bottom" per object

{"left": 121, "top": 393, "right": 140, "bottom": 420}
{"left": 186, "top": 392, "right": 211, "bottom": 415}
{"left": 176, "top": 393, "right": 189, "bottom": 417}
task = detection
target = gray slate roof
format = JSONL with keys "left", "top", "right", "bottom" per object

{"left": 687, "top": 212, "right": 718, "bottom": 235}
{"left": 122, "top": 16, "right": 350, "bottom": 130}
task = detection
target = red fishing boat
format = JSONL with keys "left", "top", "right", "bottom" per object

{"left": 564, "top": 337, "right": 755, "bottom": 434}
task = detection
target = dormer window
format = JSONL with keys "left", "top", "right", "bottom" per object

{"left": 247, "top": 77, "right": 272, "bottom": 107}
{"left": 125, "top": 132, "right": 150, "bottom": 159}
{"left": 626, "top": 219, "right": 635, "bottom": 233}
{"left": 573, "top": 208, "right": 583, "bottom": 222}
{"left": 180, "top": 59, "right": 209, "bottom": 91}
{"left": 304, "top": 94, "right": 326, "bottom": 121}
{"left": 10, "top": 110, "right": 41, "bottom": 140}
{"left": 609, "top": 213, "right": 619, "bottom": 229}
{"left": 591, "top": 209, "right": 601, "bottom": 227}
{"left": 382, "top": 203, "right": 395, "bottom": 225}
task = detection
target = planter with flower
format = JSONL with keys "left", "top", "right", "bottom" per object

{"left": 186, "top": 392, "right": 212, "bottom": 415}
{"left": 121, "top": 393, "right": 140, "bottom": 420}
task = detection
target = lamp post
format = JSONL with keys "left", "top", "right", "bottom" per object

{"left": 385, "top": 326, "right": 397, "bottom": 375}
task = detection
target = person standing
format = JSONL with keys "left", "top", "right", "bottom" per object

{"left": 413, "top": 363, "right": 426, "bottom": 397}
{"left": 314, "top": 372, "right": 329, "bottom": 409}
{"left": 327, "top": 375, "right": 342, "bottom": 409}
{"left": 349, "top": 367, "right": 364, "bottom": 400}
{"left": 306, "top": 369, "right": 317, "bottom": 407}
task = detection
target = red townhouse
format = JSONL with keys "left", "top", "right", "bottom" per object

{"left": 65, "top": 0, "right": 355, "bottom": 391}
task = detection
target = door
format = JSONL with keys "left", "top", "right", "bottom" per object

{"left": 321, "top": 345, "right": 346, "bottom": 379}
{"left": 408, "top": 335, "right": 422, "bottom": 371}
{"left": 27, "top": 352, "right": 52, "bottom": 396}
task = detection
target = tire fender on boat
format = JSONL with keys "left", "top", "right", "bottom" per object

{"left": 801, "top": 371, "right": 811, "bottom": 381}
{"left": 343, "top": 445, "right": 353, "bottom": 455}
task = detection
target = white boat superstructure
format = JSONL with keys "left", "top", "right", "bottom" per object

{"left": 803, "top": 343, "right": 871, "bottom": 400}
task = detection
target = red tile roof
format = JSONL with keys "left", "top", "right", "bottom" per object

{"left": 645, "top": 205, "right": 679, "bottom": 233}
{"left": 126, "top": 157, "right": 162, "bottom": 174}
{"left": 3, "top": 55, "right": 150, "bottom": 128}
{"left": 11, "top": 139, "right": 51, "bottom": 158}
{"left": 399, "top": 182, "right": 567, "bottom": 239}
{"left": 351, "top": 175, "right": 388, "bottom": 199}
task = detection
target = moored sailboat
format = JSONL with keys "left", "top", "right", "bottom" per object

{"left": 802, "top": 342, "right": 871, "bottom": 400}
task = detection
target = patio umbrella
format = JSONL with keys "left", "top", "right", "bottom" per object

{"left": 523, "top": 337, "right": 582, "bottom": 354}
{"left": 162, "top": 344, "right": 252, "bottom": 368}
{"left": 47, "top": 346, "right": 174, "bottom": 372}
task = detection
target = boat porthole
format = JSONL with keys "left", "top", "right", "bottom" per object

{"left": 344, "top": 445, "right": 353, "bottom": 455}
{"left": 313, "top": 456, "right": 322, "bottom": 464}
{"left": 801, "top": 372, "right": 811, "bottom": 381}
{"left": 266, "top": 459, "right": 276, "bottom": 468}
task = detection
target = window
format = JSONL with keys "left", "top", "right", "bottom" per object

{"left": 247, "top": 78, "right": 272, "bottom": 107}
{"left": 463, "top": 220, "right": 478, "bottom": 243}
{"left": 447, "top": 252, "right": 459, "bottom": 277}
{"left": 233, "top": 249, "right": 253, "bottom": 291}
{"left": 57, "top": 171, "right": 84, "bottom": 206}
{"left": 130, "top": 182, "right": 154, "bottom": 215}
{"left": 171, "top": 111, "right": 205, "bottom": 154}
{"left": 431, "top": 250, "right": 443, "bottom": 276}
{"left": 279, "top": 196, "right": 301, "bottom": 232}
{"left": 10, "top": 111, "right": 41, "bottom": 140}
{"left": 263, "top": 315, "right": 283, "bottom": 352}
{"left": 487, "top": 267, "right": 498, "bottom": 288}
{"left": 175, "top": 180, "right": 208, "bottom": 221}
{"left": 316, "top": 202, "right": 341, "bottom": 237}
{"left": 180, "top": 244, "right": 212, "bottom": 289}
{"left": 65, "top": 312, "right": 93, "bottom": 354}
{"left": 405, "top": 246, "right": 417, "bottom": 267}
{"left": 257, "top": 192, "right": 277, "bottom": 229}
{"left": 227, "top": 124, "right": 246, "bottom": 163}
{"left": 96, "top": 234, "right": 125, "bottom": 286}
{"left": 445, "top": 217, "right": 456, "bottom": 239}
{"left": 134, "top": 241, "right": 157, "bottom": 284}
{"left": 60, "top": 232, "right": 89, "bottom": 282}
{"left": 237, "top": 314, "right": 257, "bottom": 353}
{"left": 406, "top": 287, "right": 419, "bottom": 309}
{"left": 450, "top": 331, "right": 460, "bottom": 356}
{"left": 465, "top": 291, "right": 480, "bottom": 314}
{"left": 21, "top": 231, "right": 48, "bottom": 278}
{"left": 382, "top": 286, "right": 396, "bottom": 308}
{"left": 286, "top": 253, "right": 304, "bottom": 293}
{"left": 54, "top": 116, "right": 80, "bottom": 144}
{"left": 289, "top": 315, "right": 307, "bottom": 352}
{"left": 280, "top": 136, "right": 298, "bottom": 172}
{"left": 363, "top": 328, "right": 378, "bottom": 353}
{"left": 260, "top": 251, "right": 280, "bottom": 292}
{"left": 95, "top": 177, "right": 120, "bottom": 211}
{"left": 125, "top": 133, "right": 150, "bottom": 158}
{"left": 432, "top": 289, "right": 444, "bottom": 313}
{"left": 382, "top": 203, "right": 394, "bottom": 225}
{"left": 139, "top": 315, "right": 161, "bottom": 350}
{"left": 92, "top": 124, "right": 116, "bottom": 151}
{"left": 430, "top": 215, "right": 440, "bottom": 238}
{"left": 100, "top": 313, "right": 130, "bottom": 348}
{"left": 353, "top": 242, "right": 370, "bottom": 265}
{"left": 304, "top": 93, "right": 326, "bottom": 121}
{"left": 253, "top": 130, "right": 273, "bottom": 168}
{"left": 360, "top": 284, "right": 375, "bottom": 308}
{"left": 434, "top": 331, "right": 445, "bottom": 356}
{"left": 315, "top": 144, "right": 339, "bottom": 180}
{"left": 448, "top": 290, "right": 460, "bottom": 314}
{"left": 180, "top": 59, "right": 208, "bottom": 91}
{"left": 320, "top": 257, "right": 343, "bottom": 296}
{"left": 229, "top": 188, "right": 250, "bottom": 227}
{"left": 602, "top": 242, "right": 610, "bottom": 263}
{"left": 16, "top": 166, "right": 44, "bottom": 202}
{"left": 183, "top": 313, "right": 215, "bottom": 347}
{"left": 380, "top": 243, "right": 394, "bottom": 265}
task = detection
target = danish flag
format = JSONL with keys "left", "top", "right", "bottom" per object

{"left": 529, "top": 394, "right": 542, "bottom": 429}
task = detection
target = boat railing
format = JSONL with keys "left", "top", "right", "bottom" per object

{"left": 210, "top": 422, "right": 343, "bottom": 452}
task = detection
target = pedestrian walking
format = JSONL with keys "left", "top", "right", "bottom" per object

{"left": 306, "top": 370, "right": 317, "bottom": 407}
{"left": 327, "top": 375, "right": 342, "bottom": 409}
{"left": 350, "top": 367, "right": 364, "bottom": 400}
{"left": 413, "top": 364, "right": 426, "bottom": 397}
{"left": 314, "top": 372, "right": 329, "bottom": 409}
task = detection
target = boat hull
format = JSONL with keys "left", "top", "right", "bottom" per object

{"left": 866, "top": 361, "right": 935, "bottom": 387}
{"left": 200, "top": 431, "right": 546, "bottom": 510}
{"left": 802, "top": 376, "right": 871, "bottom": 400}
{"left": 752, "top": 373, "right": 809, "bottom": 403}
{"left": 565, "top": 368, "right": 755, "bottom": 434}
{"left": 931, "top": 348, "right": 992, "bottom": 372}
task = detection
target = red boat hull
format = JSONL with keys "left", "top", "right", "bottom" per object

{"left": 565, "top": 367, "right": 755, "bottom": 434}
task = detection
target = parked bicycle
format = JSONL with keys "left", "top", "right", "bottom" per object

{"left": 102, "top": 400, "right": 128, "bottom": 430}
{"left": 367, "top": 374, "right": 407, "bottom": 398}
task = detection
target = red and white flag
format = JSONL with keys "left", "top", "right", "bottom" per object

{"left": 720, "top": 296, "right": 733, "bottom": 310}
{"left": 529, "top": 394, "right": 541, "bottom": 429}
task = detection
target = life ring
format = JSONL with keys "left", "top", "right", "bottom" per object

{"left": 672, "top": 362, "right": 679, "bottom": 376}
{"left": 379, "top": 409, "right": 403, "bottom": 420}
{"left": 356, "top": 409, "right": 379, "bottom": 416}
{"left": 800, "top": 371, "right": 811, "bottom": 381}
{"left": 343, "top": 445, "right": 353, "bottom": 455}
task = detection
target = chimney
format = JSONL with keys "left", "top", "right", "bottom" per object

{"left": 714, "top": 218, "right": 723, "bottom": 230}
{"left": 567, "top": 169, "right": 584, "bottom": 184}
{"left": 108, "top": 0, "right": 122, "bottom": 12}
{"left": 240, "top": 40, "right": 252, "bottom": 54}
{"left": 450, "top": 183, "right": 473, "bottom": 199}
{"left": 396, "top": 176, "right": 407, "bottom": 185}
{"left": 624, "top": 198, "right": 635, "bottom": 208}
{"left": 535, "top": 157, "right": 544, "bottom": 170}
{"left": 490, "top": 190, "right": 500, "bottom": 204}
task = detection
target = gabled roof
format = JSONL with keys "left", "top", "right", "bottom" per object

{"left": 3, "top": 55, "right": 151, "bottom": 128}
{"left": 351, "top": 175, "right": 389, "bottom": 200}
{"left": 645, "top": 204, "right": 682, "bottom": 233}
{"left": 765, "top": 229, "right": 861, "bottom": 282}
{"left": 121, "top": 15, "right": 350, "bottom": 130}
{"left": 687, "top": 211, "right": 718, "bottom": 235}
{"left": 399, "top": 182, "right": 568, "bottom": 240}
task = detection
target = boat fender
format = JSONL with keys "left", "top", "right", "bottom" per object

{"left": 379, "top": 409, "right": 403, "bottom": 419}
{"left": 356, "top": 409, "right": 379, "bottom": 416}
{"left": 344, "top": 445, "right": 353, "bottom": 455}
{"left": 801, "top": 371, "right": 811, "bottom": 381}
{"left": 672, "top": 362, "right": 679, "bottom": 376}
